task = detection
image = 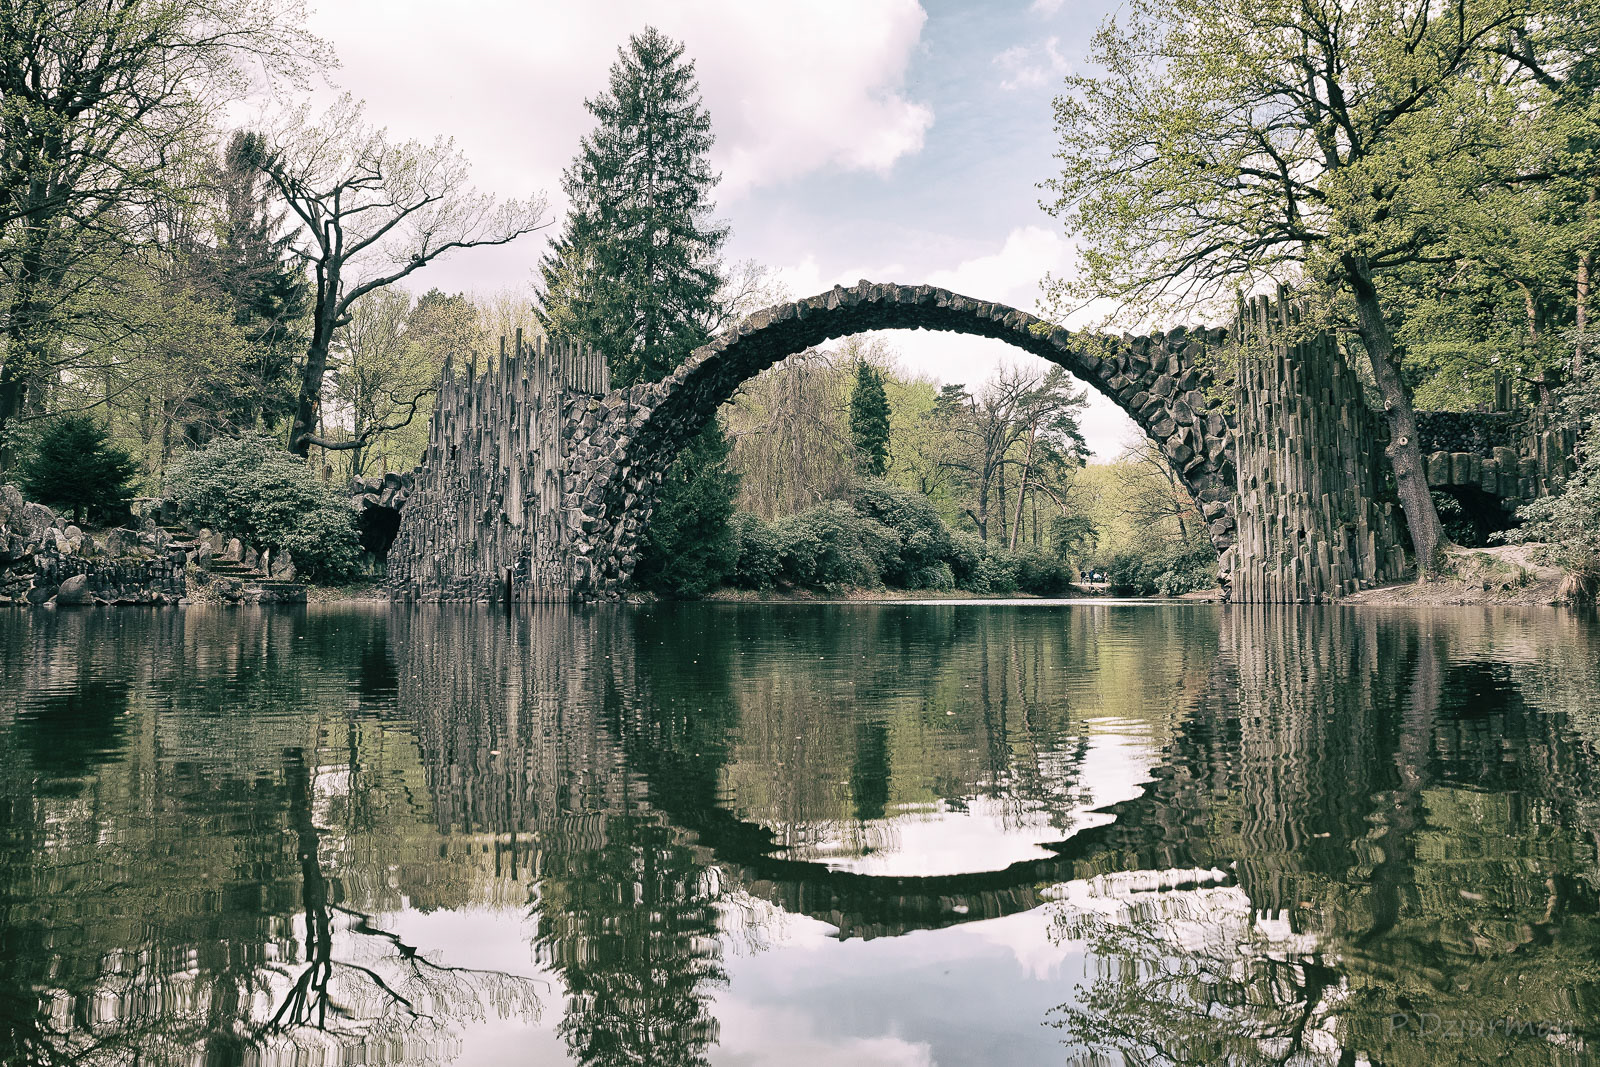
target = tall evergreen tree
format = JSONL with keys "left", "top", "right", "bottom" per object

{"left": 848, "top": 361, "right": 892, "bottom": 477}
{"left": 210, "top": 131, "right": 311, "bottom": 432}
{"left": 537, "top": 28, "right": 729, "bottom": 387}
{"left": 539, "top": 27, "right": 738, "bottom": 595}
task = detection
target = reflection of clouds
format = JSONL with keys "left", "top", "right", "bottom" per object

{"left": 784, "top": 727, "right": 1159, "bottom": 877}
{"left": 718, "top": 1002, "right": 937, "bottom": 1067}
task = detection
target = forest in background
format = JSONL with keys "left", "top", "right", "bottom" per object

{"left": 2, "top": 1, "right": 1597, "bottom": 595}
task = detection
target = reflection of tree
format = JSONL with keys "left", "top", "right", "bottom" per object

{"left": 1053, "top": 903, "right": 1346, "bottom": 1067}
{"left": 257, "top": 747, "right": 546, "bottom": 1059}
{"left": 521, "top": 609, "right": 733, "bottom": 1067}
{"left": 1052, "top": 608, "right": 1600, "bottom": 1066}
{"left": 535, "top": 807, "right": 726, "bottom": 1067}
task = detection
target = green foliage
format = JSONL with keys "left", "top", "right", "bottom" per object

{"left": 163, "top": 436, "right": 361, "bottom": 582}
{"left": 851, "top": 478, "right": 953, "bottom": 587}
{"left": 1049, "top": 513, "right": 1099, "bottom": 566}
{"left": 946, "top": 531, "right": 986, "bottom": 589}
{"left": 729, "top": 511, "right": 784, "bottom": 590}
{"left": 1507, "top": 366, "right": 1600, "bottom": 578}
{"left": 632, "top": 425, "right": 740, "bottom": 598}
{"left": 728, "top": 488, "right": 1077, "bottom": 596}
{"left": 770, "top": 502, "right": 897, "bottom": 591}
{"left": 207, "top": 130, "right": 311, "bottom": 431}
{"left": 20, "top": 416, "right": 137, "bottom": 525}
{"left": 848, "top": 362, "right": 891, "bottom": 476}
{"left": 539, "top": 26, "right": 740, "bottom": 599}
{"left": 1105, "top": 538, "right": 1218, "bottom": 596}
{"left": 536, "top": 27, "right": 727, "bottom": 388}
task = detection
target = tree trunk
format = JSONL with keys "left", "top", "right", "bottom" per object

{"left": 1577, "top": 188, "right": 1593, "bottom": 374}
{"left": 1009, "top": 430, "right": 1036, "bottom": 552}
{"left": 996, "top": 462, "right": 1008, "bottom": 545}
{"left": 0, "top": 368, "right": 24, "bottom": 471}
{"left": 1347, "top": 262, "right": 1449, "bottom": 576}
{"left": 289, "top": 333, "right": 332, "bottom": 458}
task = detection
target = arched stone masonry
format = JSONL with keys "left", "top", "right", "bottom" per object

{"left": 560, "top": 282, "right": 1239, "bottom": 597}
{"left": 387, "top": 282, "right": 1415, "bottom": 602}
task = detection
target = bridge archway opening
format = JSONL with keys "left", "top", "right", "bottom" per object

{"left": 573, "top": 283, "right": 1238, "bottom": 594}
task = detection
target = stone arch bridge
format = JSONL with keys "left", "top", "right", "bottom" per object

{"left": 387, "top": 281, "right": 1414, "bottom": 602}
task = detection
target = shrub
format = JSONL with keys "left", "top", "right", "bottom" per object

{"left": 975, "top": 552, "right": 1019, "bottom": 594}
{"left": 21, "top": 415, "right": 137, "bottom": 525}
{"left": 164, "top": 435, "right": 361, "bottom": 582}
{"left": 852, "top": 478, "right": 954, "bottom": 587}
{"left": 1012, "top": 548, "right": 1074, "bottom": 596}
{"left": 729, "top": 511, "right": 783, "bottom": 589}
{"left": 772, "top": 502, "right": 896, "bottom": 589}
{"left": 946, "top": 531, "right": 986, "bottom": 589}
{"left": 1104, "top": 537, "right": 1217, "bottom": 596}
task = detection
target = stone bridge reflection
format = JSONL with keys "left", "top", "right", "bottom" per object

{"left": 3, "top": 603, "right": 1599, "bottom": 1066}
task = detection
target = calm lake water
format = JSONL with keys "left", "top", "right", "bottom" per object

{"left": 2, "top": 603, "right": 1599, "bottom": 1066}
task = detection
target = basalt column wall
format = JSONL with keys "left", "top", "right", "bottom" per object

{"left": 1222, "top": 295, "right": 1410, "bottom": 602}
{"left": 386, "top": 335, "right": 610, "bottom": 601}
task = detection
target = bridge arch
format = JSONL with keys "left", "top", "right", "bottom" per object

{"left": 565, "top": 281, "right": 1240, "bottom": 596}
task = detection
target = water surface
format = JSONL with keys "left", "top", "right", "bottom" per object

{"left": 2, "top": 603, "right": 1598, "bottom": 1065}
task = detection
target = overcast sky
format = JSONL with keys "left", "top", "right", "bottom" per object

{"left": 302, "top": 0, "right": 1140, "bottom": 455}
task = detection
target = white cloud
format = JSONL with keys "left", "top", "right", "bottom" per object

{"left": 293, "top": 1, "right": 932, "bottom": 295}
{"left": 1030, "top": 0, "right": 1068, "bottom": 14}
{"left": 994, "top": 36, "right": 1068, "bottom": 91}
{"left": 305, "top": 1, "right": 931, "bottom": 205}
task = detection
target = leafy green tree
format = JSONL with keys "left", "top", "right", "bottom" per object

{"left": 209, "top": 130, "right": 311, "bottom": 432}
{"left": 538, "top": 27, "right": 738, "bottom": 596}
{"left": 848, "top": 361, "right": 892, "bottom": 476}
{"left": 630, "top": 427, "right": 739, "bottom": 598}
{"left": 163, "top": 436, "right": 361, "bottom": 581}
{"left": 0, "top": 0, "right": 325, "bottom": 466}
{"left": 1040, "top": 0, "right": 1548, "bottom": 573}
{"left": 20, "top": 416, "right": 137, "bottom": 525}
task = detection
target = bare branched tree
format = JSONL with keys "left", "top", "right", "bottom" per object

{"left": 251, "top": 94, "right": 549, "bottom": 455}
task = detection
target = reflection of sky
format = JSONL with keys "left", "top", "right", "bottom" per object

{"left": 337, "top": 714, "right": 1187, "bottom": 1065}
{"left": 793, "top": 723, "right": 1157, "bottom": 876}
{"left": 370, "top": 897, "right": 1096, "bottom": 1066}
{"left": 359, "top": 872, "right": 1265, "bottom": 1065}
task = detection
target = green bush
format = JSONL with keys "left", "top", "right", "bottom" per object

{"left": 1104, "top": 538, "right": 1217, "bottom": 596}
{"left": 21, "top": 415, "right": 137, "bottom": 525}
{"left": 729, "top": 511, "right": 783, "bottom": 589}
{"left": 975, "top": 553, "right": 1019, "bottom": 594}
{"left": 771, "top": 502, "right": 897, "bottom": 589}
{"left": 852, "top": 478, "right": 954, "bottom": 588}
{"left": 947, "top": 531, "right": 986, "bottom": 588}
{"left": 163, "top": 435, "right": 361, "bottom": 582}
{"left": 1012, "top": 548, "right": 1074, "bottom": 596}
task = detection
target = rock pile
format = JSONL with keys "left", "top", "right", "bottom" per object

{"left": 1, "top": 485, "right": 186, "bottom": 605}
{"left": 0, "top": 485, "right": 308, "bottom": 606}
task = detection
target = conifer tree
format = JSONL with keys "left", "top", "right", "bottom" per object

{"left": 538, "top": 27, "right": 729, "bottom": 387}
{"left": 849, "top": 362, "right": 892, "bottom": 477}
{"left": 539, "top": 27, "right": 737, "bottom": 595}
{"left": 211, "top": 131, "right": 311, "bottom": 432}
{"left": 22, "top": 416, "right": 137, "bottom": 525}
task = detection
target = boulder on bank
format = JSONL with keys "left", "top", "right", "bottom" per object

{"left": 55, "top": 574, "right": 91, "bottom": 604}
